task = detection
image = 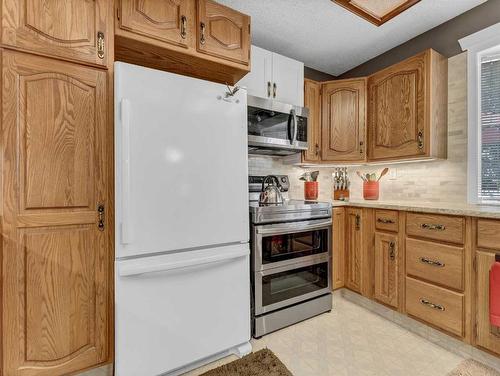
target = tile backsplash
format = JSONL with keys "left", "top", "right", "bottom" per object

{"left": 249, "top": 52, "right": 468, "bottom": 204}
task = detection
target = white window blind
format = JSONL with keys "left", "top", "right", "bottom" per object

{"left": 479, "top": 54, "right": 500, "bottom": 201}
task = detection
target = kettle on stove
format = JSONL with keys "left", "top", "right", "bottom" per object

{"left": 259, "top": 175, "right": 284, "bottom": 205}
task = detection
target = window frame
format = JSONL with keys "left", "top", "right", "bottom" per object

{"left": 459, "top": 23, "right": 500, "bottom": 204}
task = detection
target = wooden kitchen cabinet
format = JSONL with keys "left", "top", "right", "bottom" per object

{"left": 321, "top": 78, "right": 367, "bottom": 162}
{"left": 115, "top": 0, "right": 251, "bottom": 84}
{"left": 1, "top": 51, "right": 111, "bottom": 375}
{"left": 303, "top": 79, "right": 322, "bottom": 162}
{"left": 367, "top": 49, "right": 447, "bottom": 162}
{"left": 345, "top": 208, "right": 363, "bottom": 292}
{"left": 476, "top": 250, "right": 500, "bottom": 355}
{"left": 2, "top": 0, "right": 112, "bottom": 67}
{"left": 374, "top": 232, "right": 399, "bottom": 308}
{"left": 118, "top": 0, "right": 194, "bottom": 49}
{"left": 196, "top": 0, "right": 250, "bottom": 65}
{"left": 332, "top": 207, "right": 346, "bottom": 289}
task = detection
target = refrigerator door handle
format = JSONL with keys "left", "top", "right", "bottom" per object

{"left": 119, "top": 247, "right": 249, "bottom": 277}
{"left": 121, "top": 99, "right": 132, "bottom": 244}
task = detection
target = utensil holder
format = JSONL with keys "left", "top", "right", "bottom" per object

{"left": 304, "top": 181, "right": 319, "bottom": 201}
{"left": 363, "top": 181, "right": 379, "bottom": 200}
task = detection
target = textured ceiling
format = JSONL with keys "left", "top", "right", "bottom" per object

{"left": 217, "top": 0, "right": 486, "bottom": 75}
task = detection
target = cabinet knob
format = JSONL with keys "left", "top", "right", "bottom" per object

{"left": 359, "top": 141, "right": 364, "bottom": 154}
{"left": 273, "top": 82, "right": 277, "bottom": 98}
{"left": 315, "top": 143, "right": 320, "bottom": 156}
{"left": 267, "top": 81, "right": 271, "bottom": 97}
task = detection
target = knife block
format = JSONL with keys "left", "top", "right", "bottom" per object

{"left": 333, "top": 189, "right": 350, "bottom": 201}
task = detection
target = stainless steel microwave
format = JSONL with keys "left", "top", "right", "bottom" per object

{"left": 247, "top": 96, "right": 309, "bottom": 156}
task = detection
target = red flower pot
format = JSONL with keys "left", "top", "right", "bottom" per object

{"left": 304, "top": 181, "right": 319, "bottom": 200}
{"left": 363, "top": 181, "right": 379, "bottom": 200}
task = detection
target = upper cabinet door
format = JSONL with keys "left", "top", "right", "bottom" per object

{"left": 2, "top": 0, "right": 111, "bottom": 66}
{"left": 237, "top": 46, "right": 272, "bottom": 99}
{"left": 303, "top": 79, "right": 321, "bottom": 162}
{"left": 272, "top": 52, "right": 304, "bottom": 107}
{"left": 196, "top": 0, "right": 250, "bottom": 65}
{"left": 368, "top": 52, "right": 427, "bottom": 161}
{"left": 119, "top": 0, "right": 194, "bottom": 49}
{"left": 2, "top": 51, "right": 110, "bottom": 376}
{"left": 321, "top": 78, "right": 366, "bottom": 162}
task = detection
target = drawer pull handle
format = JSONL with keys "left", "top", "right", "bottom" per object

{"left": 377, "top": 218, "right": 395, "bottom": 224}
{"left": 180, "top": 16, "right": 187, "bottom": 39}
{"left": 421, "top": 223, "right": 446, "bottom": 231}
{"left": 200, "top": 22, "right": 206, "bottom": 45}
{"left": 420, "top": 298, "right": 445, "bottom": 311}
{"left": 420, "top": 257, "right": 445, "bottom": 268}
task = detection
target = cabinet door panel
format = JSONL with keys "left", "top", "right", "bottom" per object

{"left": 476, "top": 251, "right": 500, "bottom": 355}
{"left": 332, "top": 208, "right": 346, "bottom": 289}
{"left": 2, "top": 0, "right": 111, "bottom": 66}
{"left": 346, "top": 208, "right": 362, "bottom": 292}
{"left": 374, "top": 232, "right": 398, "bottom": 308}
{"left": 2, "top": 51, "right": 110, "bottom": 376}
{"left": 272, "top": 53, "right": 304, "bottom": 107}
{"left": 368, "top": 52, "right": 427, "bottom": 160}
{"left": 237, "top": 46, "right": 272, "bottom": 99}
{"left": 196, "top": 0, "right": 250, "bottom": 65}
{"left": 303, "top": 79, "right": 321, "bottom": 162}
{"left": 322, "top": 79, "right": 366, "bottom": 162}
{"left": 119, "top": 0, "right": 193, "bottom": 49}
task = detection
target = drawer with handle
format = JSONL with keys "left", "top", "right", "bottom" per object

{"left": 375, "top": 210, "right": 398, "bottom": 233}
{"left": 406, "top": 238, "right": 464, "bottom": 291}
{"left": 406, "top": 213, "right": 464, "bottom": 244}
{"left": 406, "top": 277, "right": 464, "bottom": 337}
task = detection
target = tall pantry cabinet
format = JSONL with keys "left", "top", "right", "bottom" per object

{"left": 1, "top": 1, "right": 114, "bottom": 375}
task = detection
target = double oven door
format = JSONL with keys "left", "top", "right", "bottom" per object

{"left": 252, "top": 218, "right": 331, "bottom": 315}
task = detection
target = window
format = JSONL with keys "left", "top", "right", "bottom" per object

{"left": 479, "top": 53, "right": 500, "bottom": 201}
{"left": 460, "top": 23, "right": 500, "bottom": 204}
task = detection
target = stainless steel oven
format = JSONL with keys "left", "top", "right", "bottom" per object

{"left": 247, "top": 96, "right": 309, "bottom": 156}
{"left": 249, "top": 194, "right": 332, "bottom": 337}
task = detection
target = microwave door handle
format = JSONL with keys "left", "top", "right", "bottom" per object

{"left": 288, "top": 109, "right": 297, "bottom": 145}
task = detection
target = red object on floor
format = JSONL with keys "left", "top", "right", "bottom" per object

{"left": 490, "top": 254, "right": 500, "bottom": 327}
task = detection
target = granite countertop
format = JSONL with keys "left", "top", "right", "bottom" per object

{"left": 326, "top": 199, "right": 500, "bottom": 219}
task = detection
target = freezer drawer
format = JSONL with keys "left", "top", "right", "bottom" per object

{"left": 115, "top": 244, "right": 251, "bottom": 376}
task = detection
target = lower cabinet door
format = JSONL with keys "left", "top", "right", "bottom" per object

{"left": 374, "top": 232, "right": 398, "bottom": 308}
{"left": 2, "top": 51, "right": 111, "bottom": 375}
{"left": 345, "top": 208, "right": 362, "bottom": 292}
{"left": 476, "top": 251, "right": 500, "bottom": 355}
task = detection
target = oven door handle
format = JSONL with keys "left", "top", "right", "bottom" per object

{"left": 255, "top": 219, "right": 332, "bottom": 236}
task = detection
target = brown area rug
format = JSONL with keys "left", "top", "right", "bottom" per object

{"left": 199, "top": 349, "right": 292, "bottom": 376}
{"left": 447, "top": 359, "right": 500, "bottom": 376}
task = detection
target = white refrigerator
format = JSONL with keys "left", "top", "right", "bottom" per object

{"left": 114, "top": 62, "right": 251, "bottom": 376}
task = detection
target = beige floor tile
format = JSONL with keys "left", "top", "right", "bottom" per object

{"left": 186, "top": 291, "right": 466, "bottom": 376}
